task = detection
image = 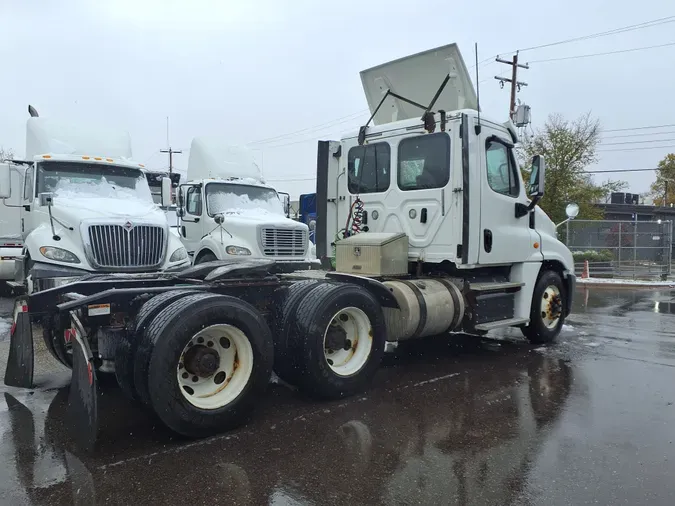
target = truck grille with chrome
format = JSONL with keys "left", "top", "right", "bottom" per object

{"left": 88, "top": 224, "right": 165, "bottom": 268}
{"left": 260, "top": 228, "right": 307, "bottom": 257}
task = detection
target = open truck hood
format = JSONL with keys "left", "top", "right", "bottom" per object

{"left": 360, "top": 43, "right": 478, "bottom": 126}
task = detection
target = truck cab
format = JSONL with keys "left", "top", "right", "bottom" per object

{"left": 0, "top": 112, "right": 190, "bottom": 292}
{"left": 176, "top": 138, "right": 316, "bottom": 266}
{"left": 316, "top": 43, "right": 574, "bottom": 342}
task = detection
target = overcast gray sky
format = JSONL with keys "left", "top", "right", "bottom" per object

{"left": 1, "top": 1, "right": 674, "bottom": 199}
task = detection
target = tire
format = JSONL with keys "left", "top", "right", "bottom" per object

{"left": 131, "top": 290, "right": 208, "bottom": 406}
{"left": 521, "top": 270, "right": 566, "bottom": 344}
{"left": 195, "top": 252, "right": 217, "bottom": 264}
{"left": 42, "top": 323, "right": 73, "bottom": 369}
{"left": 116, "top": 289, "right": 198, "bottom": 402}
{"left": 292, "top": 282, "right": 386, "bottom": 400}
{"left": 142, "top": 293, "right": 274, "bottom": 437}
{"left": 271, "top": 280, "right": 324, "bottom": 385}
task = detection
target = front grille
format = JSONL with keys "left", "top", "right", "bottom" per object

{"left": 88, "top": 224, "right": 165, "bottom": 268}
{"left": 260, "top": 227, "right": 307, "bottom": 257}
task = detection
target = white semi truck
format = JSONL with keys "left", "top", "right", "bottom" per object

{"left": 0, "top": 107, "right": 190, "bottom": 295}
{"left": 176, "top": 138, "right": 316, "bottom": 266}
{"left": 3, "top": 44, "right": 575, "bottom": 450}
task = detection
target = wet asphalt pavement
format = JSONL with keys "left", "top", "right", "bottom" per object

{"left": 0, "top": 288, "right": 674, "bottom": 505}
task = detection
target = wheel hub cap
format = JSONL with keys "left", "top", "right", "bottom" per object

{"left": 183, "top": 346, "right": 220, "bottom": 378}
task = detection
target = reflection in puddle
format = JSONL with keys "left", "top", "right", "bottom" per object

{"left": 3, "top": 348, "right": 572, "bottom": 505}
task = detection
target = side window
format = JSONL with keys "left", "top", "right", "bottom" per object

{"left": 348, "top": 143, "right": 390, "bottom": 194}
{"left": 23, "top": 166, "right": 33, "bottom": 201}
{"left": 397, "top": 133, "right": 450, "bottom": 191}
{"left": 486, "top": 140, "right": 519, "bottom": 197}
{"left": 186, "top": 186, "right": 202, "bottom": 215}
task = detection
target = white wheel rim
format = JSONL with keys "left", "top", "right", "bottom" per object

{"left": 177, "top": 324, "right": 254, "bottom": 410}
{"left": 540, "top": 285, "right": 562, "bottom": 329}
{"left": 322, "top": 307, "right": 373, "bottom": 377}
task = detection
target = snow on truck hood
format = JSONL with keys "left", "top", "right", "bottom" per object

{"left": 221, "top": 208, "right": 306, "bottom": 226}
{"left": 52, "top": 196, "right": 166, "bottom": 223}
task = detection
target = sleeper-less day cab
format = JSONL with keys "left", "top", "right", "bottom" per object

{"left": 176, "top": 138, "right": 316, "bottom": 267}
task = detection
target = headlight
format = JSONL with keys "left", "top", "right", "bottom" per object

{"left": 169, "top": 247, "right": 188, "bottom": 262}
{"left": 39, "top": 246, "right": 80, "bottom": 264}
{"left": 226, "top": 246, "right": 251, "bottom": 256}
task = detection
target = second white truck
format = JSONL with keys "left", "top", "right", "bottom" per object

{"left": 176, "top": 138, "right": 316, "bottom": 266}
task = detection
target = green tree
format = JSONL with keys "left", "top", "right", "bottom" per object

{"left": 649, "top": 153, "right": 675, "bottom": 206}
{"left": 517, "top": 112, "right": 627, "bottom": 224}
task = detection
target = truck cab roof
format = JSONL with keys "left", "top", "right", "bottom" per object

{"left": 30, "top": 153, "right": 148, "bottom": 171}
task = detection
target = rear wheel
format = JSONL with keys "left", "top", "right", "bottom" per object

{"left": 292, "top": 283, "right": 386, "bottom": 399}
{"left": 116, "top": 289, "right": 198, "bottom": 401}
{"left": 142, "top": 293, "right": 273, "bottom": 437}
{"left": 271, "top": 280, "right": 323, "bottom": 385}
{"left": 521, "top": 270, "right": 566, "bottom": 344}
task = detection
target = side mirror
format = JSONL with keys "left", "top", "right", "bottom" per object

{"left": 214, "top": 213, "right": 225, "bottom": 225}
{"left": 566, "top": 203, "right": 579, "bottom": 219}
{"left": 161, "top": 177, "right": 172, "bottom": 208}
{"left": 39, "top": 192, "right": 54, "bottom": 207}
{"left": 0, "top": 163, "right": 11, "bottom": 199}
{"left": 528, "top": 155, "right": 545, "bottom": 199}
{"left": 309, "top": 220, "right": 316, "bottom": 232}
{"left": 279, "top": 192, "right": 291, "bottom": 218}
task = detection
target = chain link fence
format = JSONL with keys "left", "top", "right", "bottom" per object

{"left": 565, "top": 220, "right": 673, "bottom": 279}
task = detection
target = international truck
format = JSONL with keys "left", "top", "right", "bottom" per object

{"left": 176, "top": 138, "right": 316, "bottom": 266}
{"left": 3, "top": 44, "right": 575, "bottom": 451}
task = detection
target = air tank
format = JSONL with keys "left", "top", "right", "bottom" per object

{"left": 382, "top": 278, "right": 465, "bottom": 341}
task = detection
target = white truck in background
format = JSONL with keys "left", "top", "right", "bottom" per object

{"left": 0, "top": 165, "right": 25, "bottom": 292}
{"left": 0, "top": 106, "right": 190, "bottom": 294}
{"left": 176, "top": 138, "right": 316, "bottom": 266}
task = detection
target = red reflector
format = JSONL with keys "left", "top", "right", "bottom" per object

{"left": 21, "top": 305, "right": 27, "bottom": 312}
{"left": 10, "top": 322, "right": 16, "bottom": 336}
{"left": 87, "top": 363, "right": 93, "bottom": 386}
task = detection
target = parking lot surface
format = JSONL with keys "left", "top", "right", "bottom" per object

{"left": 0, "top": 287, "right": 674, "bottom": 505}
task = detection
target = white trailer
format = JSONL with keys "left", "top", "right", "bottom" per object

{"left": 0, "top": 164, "right": 25, "bottom": 290}
{"left": 176, "top": 138, "right": 317, "bottom": 267}
{"left": 3, "top": 44, "right": 575, "bottom": 450}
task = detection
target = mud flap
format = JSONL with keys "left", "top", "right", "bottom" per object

{"left": 68, "top": 312, "right": 98, "bottom": 453}
{"left": 4, "top": 299, "right": 34, "bottom": 389}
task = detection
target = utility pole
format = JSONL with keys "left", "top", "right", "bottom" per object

{"left": 160, "top": 147, "right": 182, "bottom": 177}
{"left": 494, "top": 52, "right": 529, "bottom": 120}
{"left": 160, "top": 117, "right": 182, "bottom": 177}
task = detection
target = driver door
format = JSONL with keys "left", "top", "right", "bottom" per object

{"left": 478, "top": 130, "right": 541, "bottom": 265}
{"left": 178, "top": 184, "right": 204, "bottom": 257}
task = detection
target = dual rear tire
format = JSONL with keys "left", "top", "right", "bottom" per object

{"left": 121, "top": 291, "right": 273, "bottom": 438}
{"left": 117, "top": 281, "right": 387, "bottom": 438}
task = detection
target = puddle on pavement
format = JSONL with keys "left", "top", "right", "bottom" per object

{"left": 0, "top": 342, "right": 573, "bottom": 505}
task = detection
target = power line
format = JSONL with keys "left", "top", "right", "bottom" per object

{"left": 602, "top": 131, "right": 675, "bottom": 139}
{"left": 249, "top": 110, "right": 368, "bottom": 145}
{"left": 586, "top": 168, "right": 658, "bottom": 174}
{"left": 519, "top": 16, "right": 675, "bottom": 53}
{"left": 528, "top": 41, "right": 675, "bottom": 64}
{"left": 601, "top": 138, "right": 675, "bottom": 146}
{"left": 603, "top": 123, "right": 675, "bottom": 133}
{"left": 598, "top": 145, "right": 675, "bottom": 152}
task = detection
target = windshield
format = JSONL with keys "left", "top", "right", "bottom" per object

{"left": 205, "top": 183, "right": 283, "bottom": 216}
{"left": 36, "top": 161, "right": 153, "bottom": 202}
